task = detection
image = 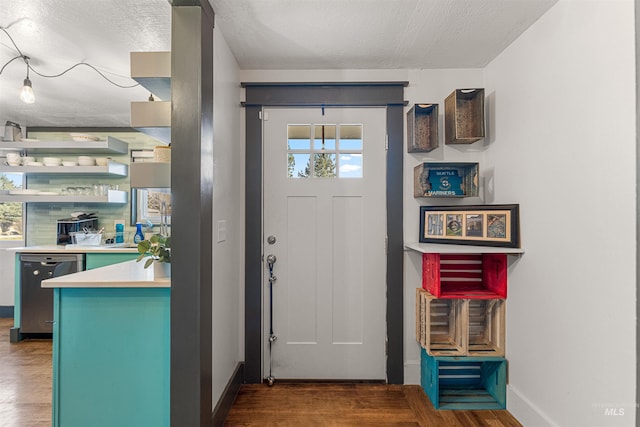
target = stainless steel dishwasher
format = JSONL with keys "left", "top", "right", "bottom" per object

{"left": 20, "top": 253, "right": 84, "bottom": 335}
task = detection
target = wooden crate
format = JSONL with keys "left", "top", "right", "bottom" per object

{"left": 467, "top": 299, "right": 505, "bottom": 357}
{"left": 407, "top": 104, "right": 439, "bottom": 153}
{"left": 416, "top": 289, "right": 505, "bottom": 357}
{"left": 415, "top": 289, "right": 466, "bottom": 356}
{"left": 422, "top": 253, "right": 507, "bottom": 299}
{"left": 413, "top": 162, "right": 479, "bottom": 198}
{"left": 444, "top": 88, "right": 485, "bottom": 145}
{"left": 420, "top": 349, "right": 507, "bottom": 410}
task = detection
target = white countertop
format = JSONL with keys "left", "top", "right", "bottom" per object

{"left": 7, "top": 245, "right": 138, "bottom": 253}
{"left": 42, "top": 259, "right": 170, "bottom": 288}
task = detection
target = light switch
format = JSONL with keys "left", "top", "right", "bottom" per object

{"left": 217, "top": 220, "right": 227, "bottom": 243}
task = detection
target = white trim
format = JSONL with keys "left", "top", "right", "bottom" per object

{"left": 507, "top": 385, "right": 558, "bottom": 427}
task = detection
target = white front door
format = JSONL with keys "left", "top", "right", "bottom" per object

{"left": 262, "top": 107, "right": 387, "bottom": 380}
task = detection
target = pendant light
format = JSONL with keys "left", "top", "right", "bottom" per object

{"left": 19, "top": 56, "right": 34, "bottom": 104}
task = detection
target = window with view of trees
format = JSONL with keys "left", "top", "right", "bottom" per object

{"left": 287, "top": 124, "right": 363, "bottom": 179}
{"left": 0, "top": 173, "right": 23, "bottom": 241}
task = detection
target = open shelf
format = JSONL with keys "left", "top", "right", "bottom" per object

{"left": 0, "top": 136, "right": 129, "bottom": 155}
{"left": 413, "top": 162, "right": 478, "bottom": 198}
{"left": 407, "top": 103, "right": 439, "bottom": 152}
{"left": 0, "top": 161, "right": 128, "bottom": 177}
{"left": 0, "top": 190, "right": 128, "bottom": 204}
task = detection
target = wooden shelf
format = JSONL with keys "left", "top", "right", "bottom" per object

{"left": 0, "top": 190, "right": 128, "bottom": 204}
{"left": 407, "top": 103, "right": 439, "bottom": 152}
{"left": 413, "top": 162, "right": 478, "bottom": 198}
{"left": 444, "top": 88, "right": 485, "bottom": 145}
{"left": 0, "top": 161, "right": 128, "bottom": 177}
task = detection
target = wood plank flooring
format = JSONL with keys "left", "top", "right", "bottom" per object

{"left": 0, "top": 318, "right": 522, "bottom": 426}
{"left": 224, "top": 383, "right": 523, "bottom": 426}
{"left": 0, "top": 317, "right": 52, "bottom": 427}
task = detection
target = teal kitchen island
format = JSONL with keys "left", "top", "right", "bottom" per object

{"left": 42, "top": 260, "right": 170, "bottom": 427}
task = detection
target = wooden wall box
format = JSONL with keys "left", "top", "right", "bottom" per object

{"left": 420, "top": 349, "right": 507, "bottom": 410}
{"left": 415, "top": 288, "right": 466, "bottom": 356}
{"left": 416, "top": 289, "right": 505, "bottom": 357}
{"left": 422, "top": 253, "right": 507, "bottom": 299}
{"left": 407, "top": 104, "right": 439, "bottom": 152}
{"left": 444, "top": 88, "right": 485, "bottom": 145}
{"left": 413, "top": 162, "right": 479, "bottom": 198}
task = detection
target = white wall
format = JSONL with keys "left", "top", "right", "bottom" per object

{"left": 211, "top": 27, "right": 242, "bottom": 406}
{"left": 238, "top": 5, "right": 637, "bottom": 419}
{"left": 483, "top": 1, "right": 636, "bottom": 425}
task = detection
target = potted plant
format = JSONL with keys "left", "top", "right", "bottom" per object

{"left": 137, "top": 234, "right": 171, "bottom": 277}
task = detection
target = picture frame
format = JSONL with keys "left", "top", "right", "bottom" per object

{"left": 131, "top": 188, "right": 172, "bottom": 227}
{"left": 419, "top": 204, "right": 520, "bottom": 248}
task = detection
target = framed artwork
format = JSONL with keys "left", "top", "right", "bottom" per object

{"left": 131, "top": 188, "right": 172, "bottom": 227}
{"left": 419, "top": 204, "right": 520, "bottom": 248}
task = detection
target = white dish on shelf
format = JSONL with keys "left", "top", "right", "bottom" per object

{"left": 62, "top": 161, "right": 78, "bottom": 167}
{"left": 9, "top": 189, "right": 40, "bottom": 195}
{"left": 21, "top": 138, "right": 39, "bottom": 142}
{"left": 70, "top": 133, "right": 100, "bottom": 142}
{"left": 25, "top": 161, "right": 44, "bottom": 166}
{"left": 77, "top": 156, "right": 95, "bottom": 166}
{"left": 36, "top": 191, "right": 59, "bottom": 196}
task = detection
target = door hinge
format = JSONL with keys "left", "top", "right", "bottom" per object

{"left": 385, "top": 236, "right": 388, "bottom": 254}
{"left": 385, "top": 135, "right": 389, "bottom": 150}
{"left": 259, "top": 111, "right": 268, "bottom": 121}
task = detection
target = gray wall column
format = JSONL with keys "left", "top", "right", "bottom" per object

{"left": 635, "top": 1, "right": 639, "bottom": 425}
{"left": 171, "top": 4, "right": 214, "bottom": 426}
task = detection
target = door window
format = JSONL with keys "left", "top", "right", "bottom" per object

{"left": 287, "top": 124, "right": 363, "bottom": 179}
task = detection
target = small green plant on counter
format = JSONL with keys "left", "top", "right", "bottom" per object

{"left": 136, "top": 234, "right": 171, "bottom": 268}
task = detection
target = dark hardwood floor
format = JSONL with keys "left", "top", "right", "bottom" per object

{"left": 0, "top": 318, "right": 522, "bottom": 426}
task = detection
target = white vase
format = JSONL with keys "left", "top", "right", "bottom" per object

{"left": 153, "top": 262, "right": 171, "bottom": 278}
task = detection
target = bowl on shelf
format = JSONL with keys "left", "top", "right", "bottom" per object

{"left": 62, "top": 161, "right": 78, "bottom": 167}
{"left": 25, "top": 161, "right": 44, "bottom": 167}
{"left": 95, "top": 157, "right": 111, "bottom": 166}
{"left": 43, "top": 157, "right": 62, "bottom": 166}
{"left": 70, "top": 133, "right": 100, "bottom": 142}
{"left": 77, "top": 156, "right": 95, "bottom": 166}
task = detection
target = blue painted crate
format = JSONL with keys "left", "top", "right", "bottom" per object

{"left": 420, "top": 349, "right": 506, "bottom": 410}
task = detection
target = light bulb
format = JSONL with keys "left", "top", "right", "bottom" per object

{"left": 20, "top": 78, "right": 35, "bottom": 104}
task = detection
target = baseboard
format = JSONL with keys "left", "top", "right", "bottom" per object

{"left": 0, "top": 306, "right": 14, "bottom": 318}
{"left": 507, "top": 385, "right": 558, "bottom": 427}
{"left": 404, "top": 359, "right": 420, "bottom": 385}
{"left": 211, "top": 362, "right": 244, "bottom": 427}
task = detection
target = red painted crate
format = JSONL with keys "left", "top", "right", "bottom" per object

{"left": 422, "top": 253, "right": 507, "bottom": 299}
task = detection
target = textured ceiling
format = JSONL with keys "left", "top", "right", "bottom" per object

{"left": 0, "top": 0, "right": 557, "bottom": 128}
{"left": 0, "top": 0, "right": 171, "bottom": 128}
{"left": 211, "top": 0, "right": 558, "bottom": 69}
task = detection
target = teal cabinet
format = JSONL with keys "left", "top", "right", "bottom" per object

{"left": 52, "top": 287, "right": 170, "bottom": 427}
{"left": 85, "top": 252, "right": 138, "bottom": 270}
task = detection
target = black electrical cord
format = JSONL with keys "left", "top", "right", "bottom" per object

{"left": 0, "top": 26, "right": 139, "bottom": 89}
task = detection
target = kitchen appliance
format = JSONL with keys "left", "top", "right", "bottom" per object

{"left": 3, "top": 121, "right": 22, "bottom": 141}
{"left": 19, "top": 253, "right": 84, "bottom": 335}
{"left": 57, "top": 215, "right": 99, "bottom": 245}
